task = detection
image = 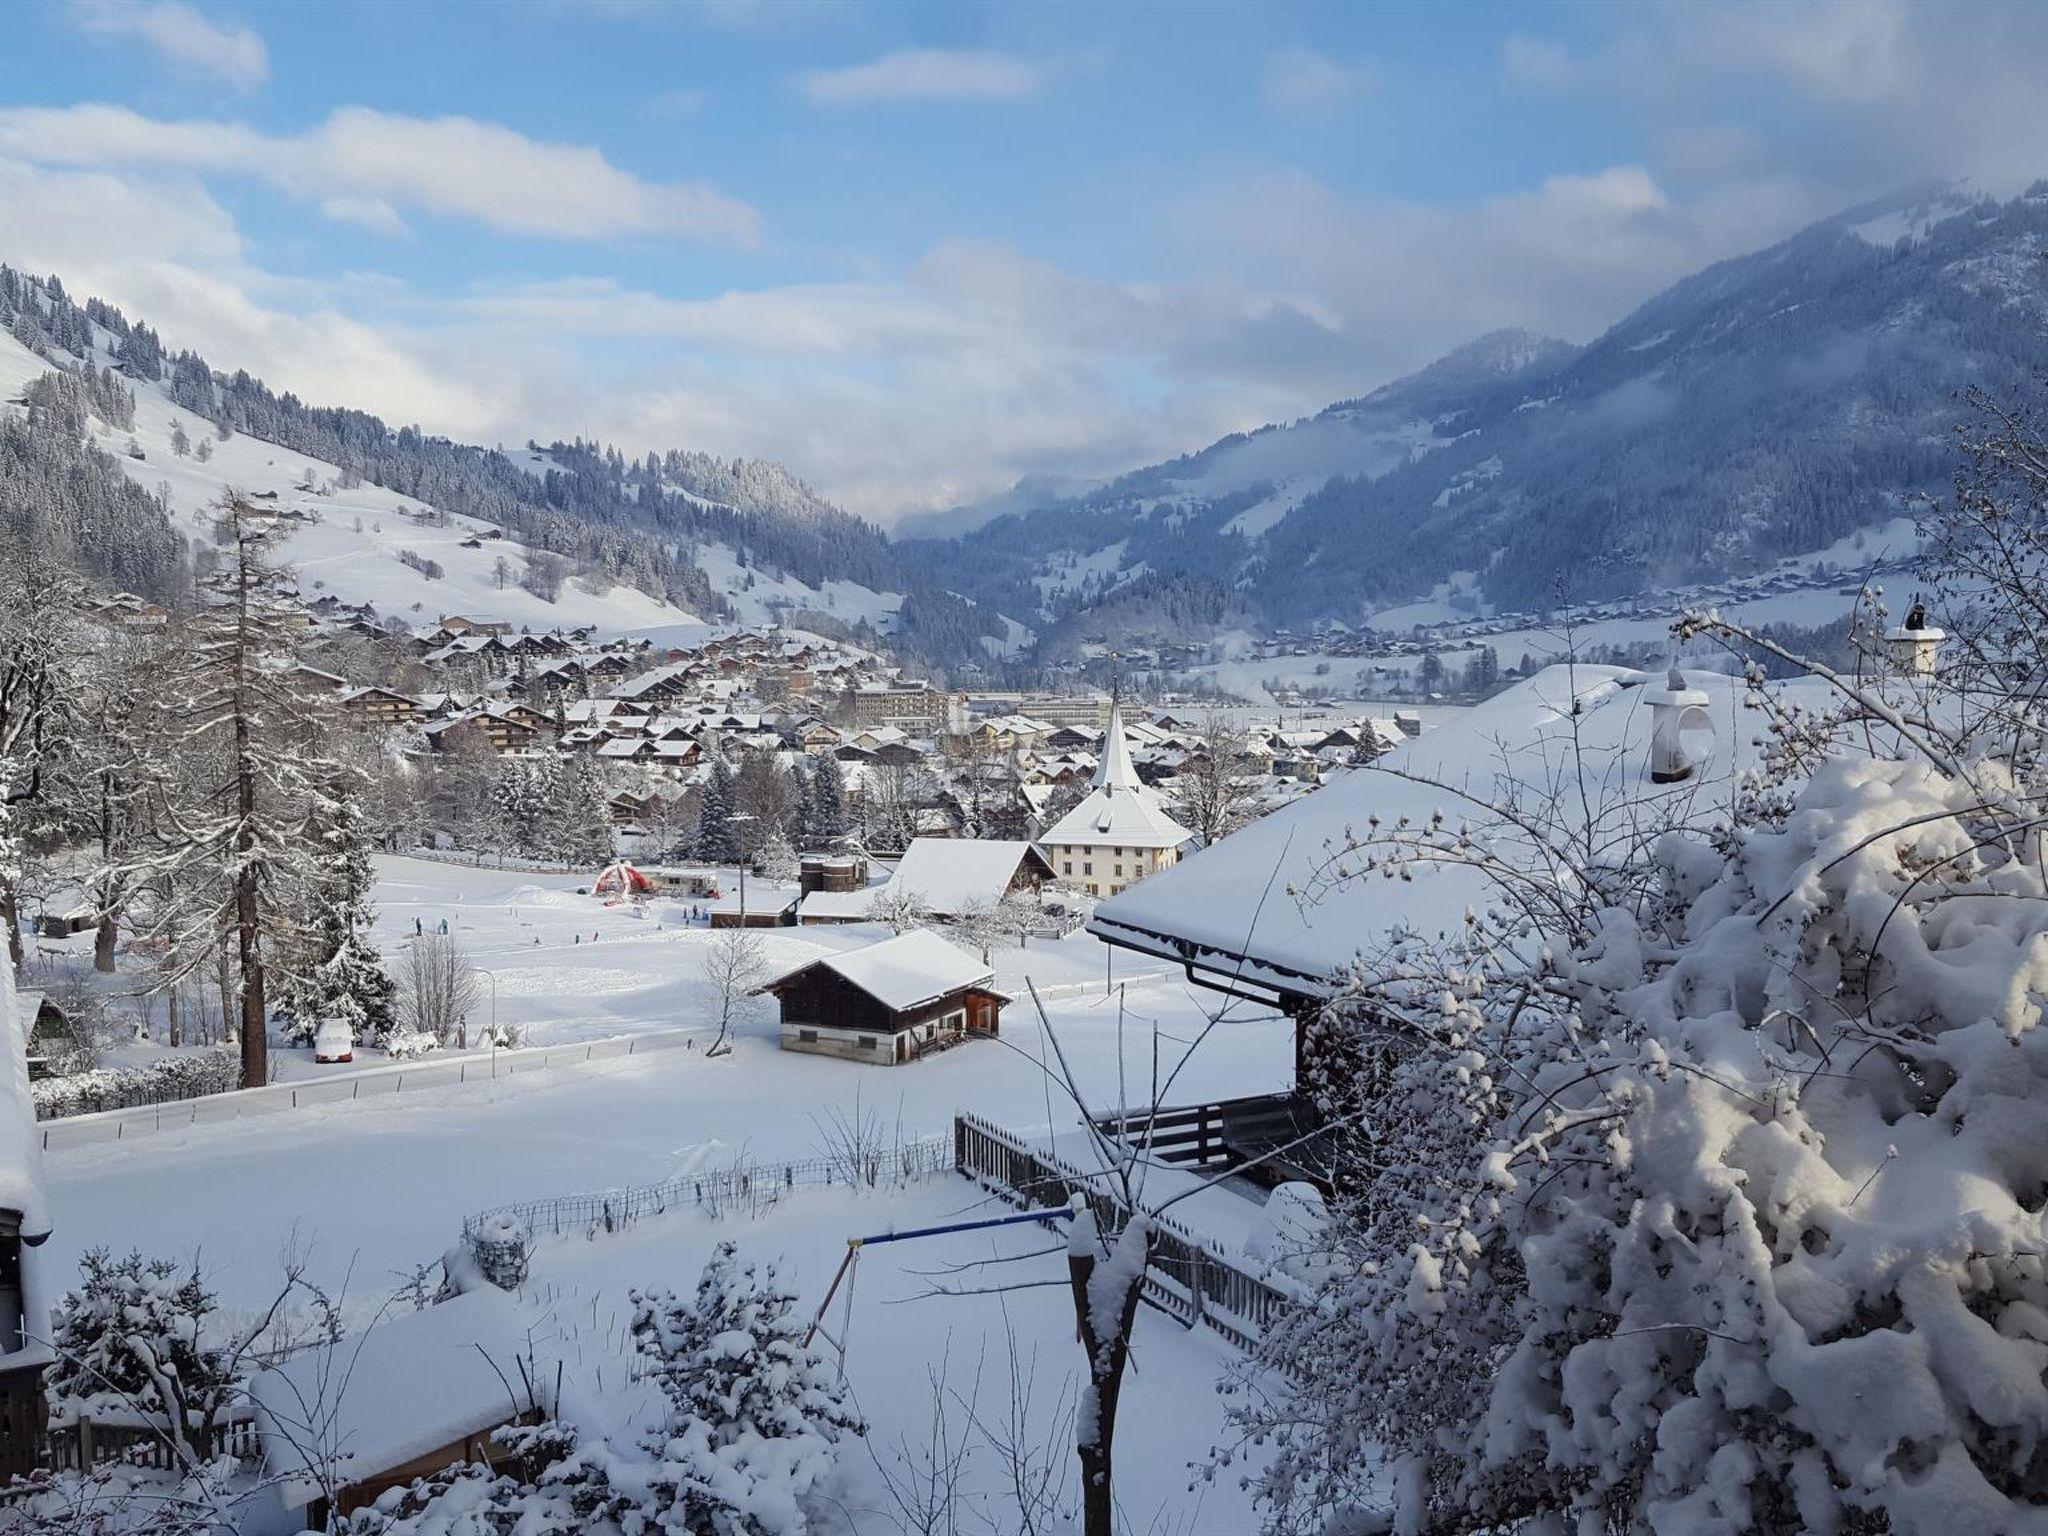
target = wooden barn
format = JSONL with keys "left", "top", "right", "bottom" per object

{"left": 755, "top": 931, "right": 1007, "bottom": 1065}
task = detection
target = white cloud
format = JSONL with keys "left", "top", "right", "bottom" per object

{"left": 68, "top": 0, "right": 269, "bottom": 88}
{"left": 1261, "top": 49, "right": 1376, "bottom": 113}
{"left": 0, "top": 103, "right": 761, "bottom": 245}
{"left": 797, "top": 49, "right": 1042, "bottom": 106}
{"left": 1501, "top": 34, "right": 1581, "bottom": 89}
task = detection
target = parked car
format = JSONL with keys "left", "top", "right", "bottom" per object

{"left": 313, "top": 1018, "right": 355, "bottom": 1064}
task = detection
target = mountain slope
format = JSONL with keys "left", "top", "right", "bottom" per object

{"left": 914, "top": 182, "right": 2048, "bottom": 632}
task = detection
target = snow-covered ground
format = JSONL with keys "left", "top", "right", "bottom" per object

{"left": 43, "top": 856, "right": 1293, "bottom": 1528}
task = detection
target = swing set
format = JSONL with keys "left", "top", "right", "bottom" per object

{"left": 803, "top": 1204, "right": 1076, "bottom": 1376}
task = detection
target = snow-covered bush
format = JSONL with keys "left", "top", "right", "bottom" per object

{"left": 32, "top": 1048, "right": 240, "bottom": 1120}
{"left": 46, "top": 1250, "right": 239, "bottom": 1436}
{"left": 627, "top": 1242, "right": 865, "bottom": 1533}
{"left": 382, "top": 1029, "right": 439, "bottom": 1060}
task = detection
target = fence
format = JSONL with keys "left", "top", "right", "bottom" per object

{"left": 953, "top": 1112, "right": 1295, "bottom": 1353}
{"left": 38, "top": 1026, "right": 704, "bottom": 1152}
{"left": 44, "top": 1407, "right": 260, "bottom": 1474}
{"left": 463, "top": 1133, "right": 954, "bottom": 1242}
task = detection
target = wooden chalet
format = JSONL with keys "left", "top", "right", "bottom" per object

{"left": 755, "top": 930, "right": 1007, "bottom": 1065}
{"left": 337, "top": 686, "right": 423, "bottom": 728}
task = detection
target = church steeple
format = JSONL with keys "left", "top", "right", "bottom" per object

{"left": 1093, "top": 698, "right": 1140, "bottom": 793}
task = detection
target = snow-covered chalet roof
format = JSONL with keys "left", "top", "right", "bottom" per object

{"left": 759, "top": 929, "right": 995, "bottom": 1013}
{"left": 251, "top": 1286, "right": 535, "bottom": 1510}
{"left": 884, "top": 838, "right": 1050, "bottom": 917}
{"left": 1090, "top": 664, "right": 1781, "bottom": 1001}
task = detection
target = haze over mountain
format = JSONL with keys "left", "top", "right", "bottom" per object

{"left": 909, "top": 182, "right": 2048, "bottom": 643}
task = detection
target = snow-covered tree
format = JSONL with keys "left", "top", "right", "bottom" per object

{"left": 695, "top": 753, "right": 739, "bottom": 865}
{"left": 275, "top": 776, "right": 396, "bottom": 1045}
{"left": 120, "top": 498, "right": 342, "bottom": 1087}
{"left": 753, "top": 827, "right": 799, "bottom": 883}
{"left": 805, "top": 753, "right": 847, "bottom": 844}
{"left": 698, "top": 927, "right": 766, "bottom": 1056}
{"left": 628, "top": 1242, "right": 864, "bottom": 1533}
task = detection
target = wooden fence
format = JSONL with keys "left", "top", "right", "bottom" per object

{"left": 44, "top": 1407, "right": 260, "bottom": 1473}
{"left": 952, "top": 1112, "right": 1295, "bottom": 1352}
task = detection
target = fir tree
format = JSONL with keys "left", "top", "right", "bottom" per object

{"left": 806, "top": 753, "right": 847, "bottom": 844}
{"left": 628, "top": 1243, "right": 863, "bottom": 1534}
{"left": 694, "top": 755, "right": 739, "bottom": 864}
{"left": 277, "top": 777, "right": 397, "bottom": 1045}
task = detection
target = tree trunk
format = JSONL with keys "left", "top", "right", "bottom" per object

{"left": 1069, "top": 1232, "right": 1145, "bottom": 1536}
{"left": 0, "top": 881, "right": 19, "bottom": 968}
{"left": 93, "top": 914, "right": 117, "bottom": 973}
{"left": 217, "top": 942, "right": 236, "bottom": 1046}
{"left": 231, "top": 534, "right": 268, "bottom": 1090}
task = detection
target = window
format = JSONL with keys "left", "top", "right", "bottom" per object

{"left": 797, "top": 1028, "right": 818, "bottom": 1043}
{"left": 857, "top": 1035, "right": 878, "bottom": 1050}
{"left": 1083, "top": 862, "right": 1093, "bottom": 876}
{"left": 1063, "top": 861, "right": 1072, "bottom": 875}
{"left": 1114, "top": 865, "right": 1124, "bottom": 878}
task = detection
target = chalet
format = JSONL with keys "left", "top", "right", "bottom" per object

{"left": 337, "top": 686, "right": 423, "bottom": 728}
{"left": 756, "top": 930, "right": 1007, "bottom": 1065}
{"left": 882, "top": 837, "right": 1053, "bottom": 919}
{"left": 1086, "top": 665, "right": 1767, "bottom": 1190}
{"left": 0, "top": 964, "right": 53, "bottom": 1481}
{"left": 1040, "top": 702, "right": 1191, "bottom": 899}
{"left": 251, "top": 1287, "right": 538, "bottom": 1528}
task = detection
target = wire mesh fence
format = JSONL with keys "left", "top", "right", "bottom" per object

{"left": 462, "top": 1133, "right": 954, "bottom": 1242}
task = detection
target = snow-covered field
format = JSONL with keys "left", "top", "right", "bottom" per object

{"left": 45, "top": 856, "right": 1293, "bottom": 1529}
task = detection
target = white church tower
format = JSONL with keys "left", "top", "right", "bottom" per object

{"left": 1041, "top": 700, "right": 1191, "bottom": 899}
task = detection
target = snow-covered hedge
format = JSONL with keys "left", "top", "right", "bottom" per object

{"left": 32, "top": 1049, "right": 240, "bottom": 1121}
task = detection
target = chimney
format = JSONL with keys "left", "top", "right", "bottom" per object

{"left": 1884, "top": 598, "right": 1943, "bottom": 678}
{"left": 1644, "top": 668, "right": 1712, "bottom": 784}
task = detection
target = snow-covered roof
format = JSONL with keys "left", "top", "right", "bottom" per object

{"left": 251, "top": 1286, "right": 535, "bottom": 1509}
{"left": 884, "top": 838, "right": 1048, "bottom": 917}
{"left": 1090, "top": 664, "right": 1772, "bottom": 999}
{"left": 797, "top": 888, "right": 878, "bottom": 921}
{"left": 760, "top": 929, "right": 994, "bottom": 1012}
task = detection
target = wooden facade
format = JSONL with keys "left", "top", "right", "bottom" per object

{"left": 764, "top": 966, "right": 1004, "bottom": 1066}
{"left": 0, "top": 1214, "right": 44, "bottom": 1483}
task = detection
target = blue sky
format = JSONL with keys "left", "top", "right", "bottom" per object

{"left": 1, "top": 0, "right": 2043, "bottom": 517}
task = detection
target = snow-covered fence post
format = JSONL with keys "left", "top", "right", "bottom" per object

{"left": 1065, "top": 1194, "right": 1150, "bottom": 1536}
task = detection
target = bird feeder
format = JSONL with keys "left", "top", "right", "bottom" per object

{"left": 1643, "top": 667, "right": 1713, "bottom": 784}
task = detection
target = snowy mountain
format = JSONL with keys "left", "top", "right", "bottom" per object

{"left": 912, "top": 181, "right": 2048, "bottom": 637}
{"left": 0, "top": 267, "right": 993, "bottom": 660}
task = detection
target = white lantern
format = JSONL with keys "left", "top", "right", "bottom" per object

{"left": 1642, "top": 668, "right": 1713, "bottom": 784}
{"left": 1885, "top": 600, "right": 1943, "bottom": 678}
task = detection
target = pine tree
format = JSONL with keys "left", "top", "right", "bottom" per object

{"left": 628, "top": 1243, "right": 863, "bottom": 1533}
{"left": 124, "top": 498, "right": 339, "bottom": 1087}
{"left": 806, "top": 753, "right": 847, "bottom": 844}
{"left": 694, "top": 754, "right": 738, "bottom": 864}
{"left": 277, "top": 776, "right": 396, "bottom": 1045}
